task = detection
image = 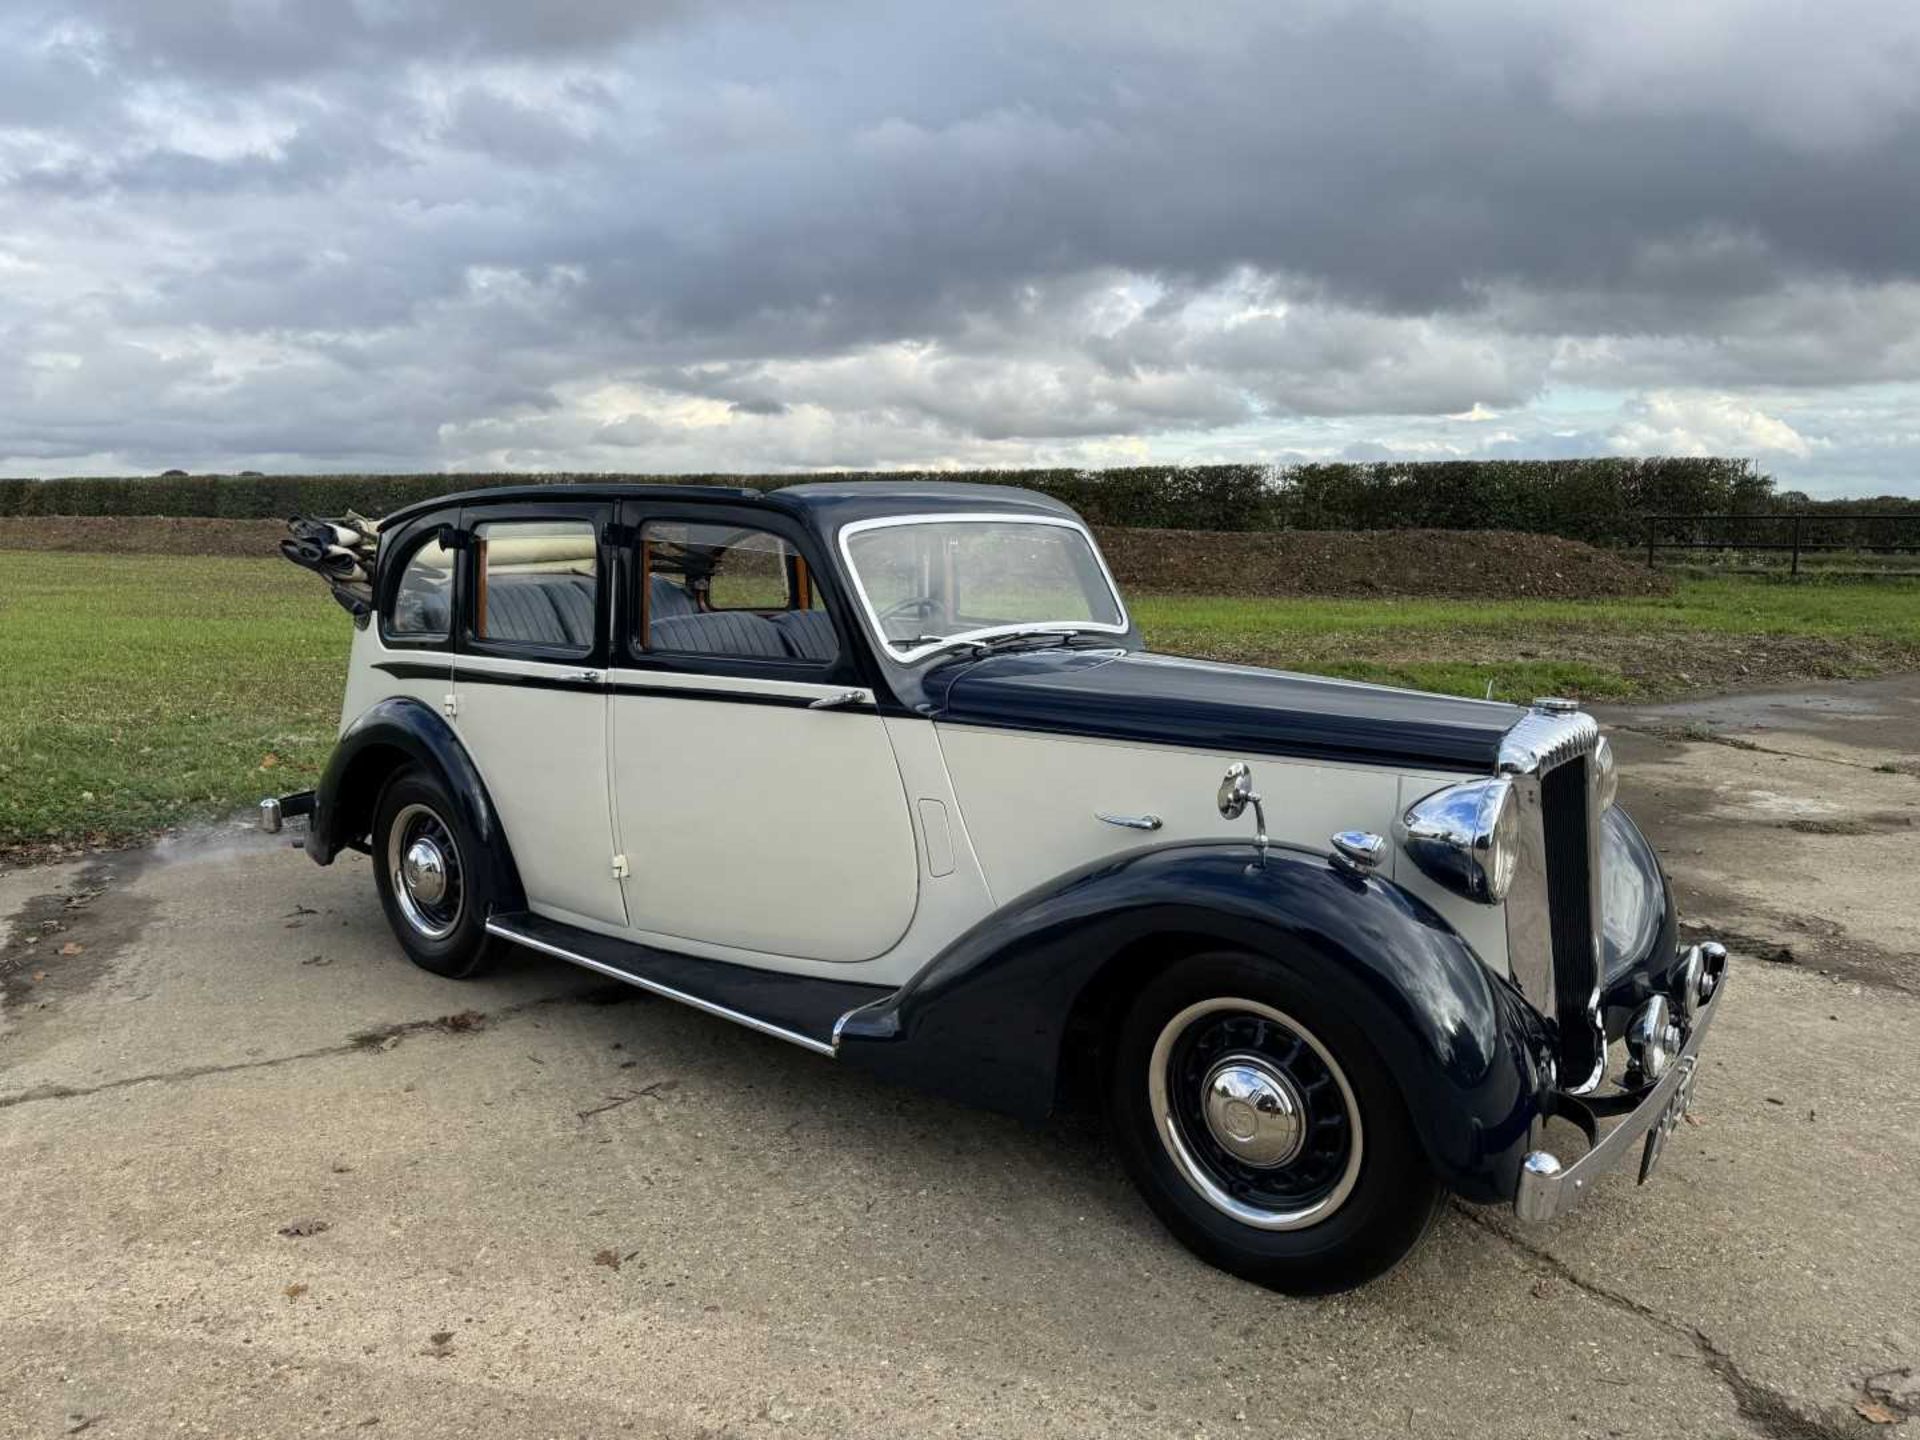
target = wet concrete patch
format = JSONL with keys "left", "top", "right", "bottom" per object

{"left": 1605, "top": 674, "right": 1920, "bottom": 766}
{"left": 0, "top": 854, "right": 158, "bottom": 1031}
{"left": 1602, "top": 683, "right": 1920, "bottom": 996}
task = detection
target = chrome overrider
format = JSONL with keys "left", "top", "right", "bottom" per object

{"left": 1514, "top": 941, "right": 1728, "bottom": 1222}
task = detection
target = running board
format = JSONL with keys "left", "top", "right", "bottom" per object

{"left": 484, "top": 912, "right": 893, "bottom": 1057}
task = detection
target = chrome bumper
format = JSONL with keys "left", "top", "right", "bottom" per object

{"left": 1514, "top": 942, "right": 1729, "bottom": 1223}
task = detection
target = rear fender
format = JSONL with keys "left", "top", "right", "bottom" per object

{"left": 836, "top": 842, "right": 1556, "bottom": 1202}
{"left": 307, "top": 697, "right": 524, "bottom": 912}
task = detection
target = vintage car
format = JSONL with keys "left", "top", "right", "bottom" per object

{"left": 264, "top": 480, "right": 1726, "bottom": 1292}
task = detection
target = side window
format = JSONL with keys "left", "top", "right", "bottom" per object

{"left": 640, "top": 521, "right": 838, "bottom": 665}
{"left": 388, "top": 534, "right": 454, "bottom": 640}
{"left": 473, "top": 519, "right": 598, "bottom": 654}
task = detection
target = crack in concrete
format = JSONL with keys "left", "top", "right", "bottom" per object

{"left": 1456, "top": 1206, "right": 1866, "bottom": 1440}
{"left": 0, "top": 983, "right": 637, "bottom": 1112}
{"left": 1613, "top": 721, "right": 1908, "bottom": 778}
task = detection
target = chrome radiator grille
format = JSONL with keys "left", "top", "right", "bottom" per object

{"left": 1502, "top": 705, "right": 1607, "bottom": 1093}
{"left": 1540, "top": 756, "right": 1604, "bottom": 1090}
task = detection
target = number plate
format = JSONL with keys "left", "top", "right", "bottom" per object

{"left": 1637, "top": 1056, "right": 1698, "bottom": 1185}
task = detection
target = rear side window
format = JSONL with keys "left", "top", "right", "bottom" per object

{"left": 388, "top": 535, "right": 454, "bottom": 640}
{"left": 473, "top": 519, "right": 598, "bottom": 654}
{"left": 639, "top": 520, "right": 837, "bottom": 665}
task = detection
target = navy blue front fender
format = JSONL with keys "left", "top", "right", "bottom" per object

{"left": 836, "top": 842, "right": 1556, "bottom": 1203}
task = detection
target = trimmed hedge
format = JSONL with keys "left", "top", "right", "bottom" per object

{"left": 0, "top": 457, "right": 1851, "bottom": 545}
{"left": 1280, "top": 458, "right": 1774, "bottom": 544}
{"left": 0, "top": 466, "right": 1280, "bottom": 531}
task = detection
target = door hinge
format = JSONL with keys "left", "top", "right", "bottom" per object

{"left": 442, "top": 691, "right": 458, "bottom": 718}
{"left": 610, "top": 854, "right": 630, "bottom": 880}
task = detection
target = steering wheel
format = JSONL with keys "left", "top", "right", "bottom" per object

{"left": 877, "top": 596, "right": 941, "bottom": 625}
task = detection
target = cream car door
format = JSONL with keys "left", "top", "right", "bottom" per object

{"left": 608, "top": 509, "right": 918, "bottom": 963}
{"left": 450, "top": 505, "right": 627, "bottom": 930}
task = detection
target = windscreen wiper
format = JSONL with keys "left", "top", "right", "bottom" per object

{"left": 890, "top": 628, "right": 1087, "bottom": 661}
{"left": 976, "top": 628, "right": 1084, "bottom": 651}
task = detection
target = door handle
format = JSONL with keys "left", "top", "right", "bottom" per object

{"left": 808, "top": 689, "right": 868, "bottom": 710}
{"left": 564, "top": 669, "right": 602, "bottom": 684}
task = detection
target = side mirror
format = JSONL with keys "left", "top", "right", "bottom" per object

{"left": 1217, "top": 761, "right": 1256, "bottom": 819}
{"left": 1217, "top": 762, "right": 1268, "bottom": 860}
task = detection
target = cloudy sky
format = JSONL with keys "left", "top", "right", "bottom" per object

{"left": 3, "top": 0, "right": 1919, "bottom": 493}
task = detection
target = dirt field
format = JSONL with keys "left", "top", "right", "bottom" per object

{"left": 2, "top": 677, "right": 1917, "bottom": 1438}
{"left": 0, "top": 515, "right": 286, "bottom": 557}
{"left": 1096, "top": 524, "right": 1671, "bottom": 598}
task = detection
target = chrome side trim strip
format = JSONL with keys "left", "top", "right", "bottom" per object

{"left": 484, "top": 917, "right": 838, "bottom": 1057}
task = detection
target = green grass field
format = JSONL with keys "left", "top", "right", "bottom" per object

{"left": 3, "top": 550, "right": 1917, "bottom": 853}
{"left": 0, "top": 553, "right": 345, "bottom": 854}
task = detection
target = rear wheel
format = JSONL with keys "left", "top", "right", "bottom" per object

{"left": 371, "top": 768, "right": 499, "bottom": 978}
{"left": 1108, "top": 951, "right": 1443, "bottom": 1293}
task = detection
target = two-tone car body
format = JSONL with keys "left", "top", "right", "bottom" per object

{"left": 266, "top": 480, "right": 1726, "bottom": 1291}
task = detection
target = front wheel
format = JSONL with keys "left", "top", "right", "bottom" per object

{"left": 1108, "top": 951, "right": 1443, "bottom": 1293}
{"left": 371, "top": 768, "right": 500, "bottom": 978}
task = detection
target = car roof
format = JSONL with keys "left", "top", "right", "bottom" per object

{"left": 378, "top": 478, "right": 1078, "bottom": 532}
{"left": 767, "top": 480, "right": 1077, "bottom": 527}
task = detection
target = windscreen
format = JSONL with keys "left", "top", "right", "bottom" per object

{"left": 843, "top": 518, "right": 1125, "bottom": 655}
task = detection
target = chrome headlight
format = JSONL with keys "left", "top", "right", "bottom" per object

{"left": 1395, "top": 777, "right": 1521, "bottom": 904}
{"left": 1592, "top": 734, "right": 1618, "bottom": 812}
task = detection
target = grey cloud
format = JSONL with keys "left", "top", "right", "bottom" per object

{"left": 2, "top": 0, "right": 1919, "bottom": 491}
{"left": 49, "top": 0, "right": 701, "bottom": 82}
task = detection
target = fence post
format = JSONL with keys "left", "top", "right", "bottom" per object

{"left": 1646, "top": 517, "right": 1656, "bottom": 569}
{"left": 1790, "top": 514, "right": 1802, "bottom": 578}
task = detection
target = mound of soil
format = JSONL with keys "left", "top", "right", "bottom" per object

{"left": 1093, "top": 526, "right": 1671, "bottom": 600}
{"left": 3, "top": 515, "right": 1668, "bottom": 601}
{"left": 0, "top": 515, "right": 284, "bottom": 558}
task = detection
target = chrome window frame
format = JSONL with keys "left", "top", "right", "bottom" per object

{"left": 836, "top": 511, "right": 1132, "bottom": 665}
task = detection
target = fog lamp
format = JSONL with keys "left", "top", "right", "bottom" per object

{"left": 1626, "top": 995, "right": 1680, "bottom": 1086}
{"left": 1674, "top": 946, "right": 1706, "bottom": 1021}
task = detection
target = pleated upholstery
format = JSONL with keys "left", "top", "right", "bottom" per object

{"left": 649, "top": 575, "right": 698, "bottom": 619}
{"left": 474, "top": 571, "right": 827, "bottom": 664}
{"left": 482, "top": 575, "right": 576, "bottom": 648}
{"left": 767, "top": 609, "right": 840, "bottom": 662}
{"left": 393, "top": 586, "right": 450, "bottom": 636}
{"left": 547, "top": 576, "right": 598, "bottom": 648}
{"left": 649, "top": 611, "right": 790, "bottom": 659}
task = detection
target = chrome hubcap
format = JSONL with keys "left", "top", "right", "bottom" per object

{"left": 387, "top": 803, "right": 463, "bottom": 941}
{"left": 1200, "top": 1054, "right": 1304, "bottom": 1168}
{"left": 1148, "top": 997, "right": 1364, "bottom": 1231}
{"left": 402, "top": 837, "right": 448, "bottom": 905}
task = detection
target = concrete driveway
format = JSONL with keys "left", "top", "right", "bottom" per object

{"left": 3, "top": 678, "right": 1917, "bottom": 1439}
